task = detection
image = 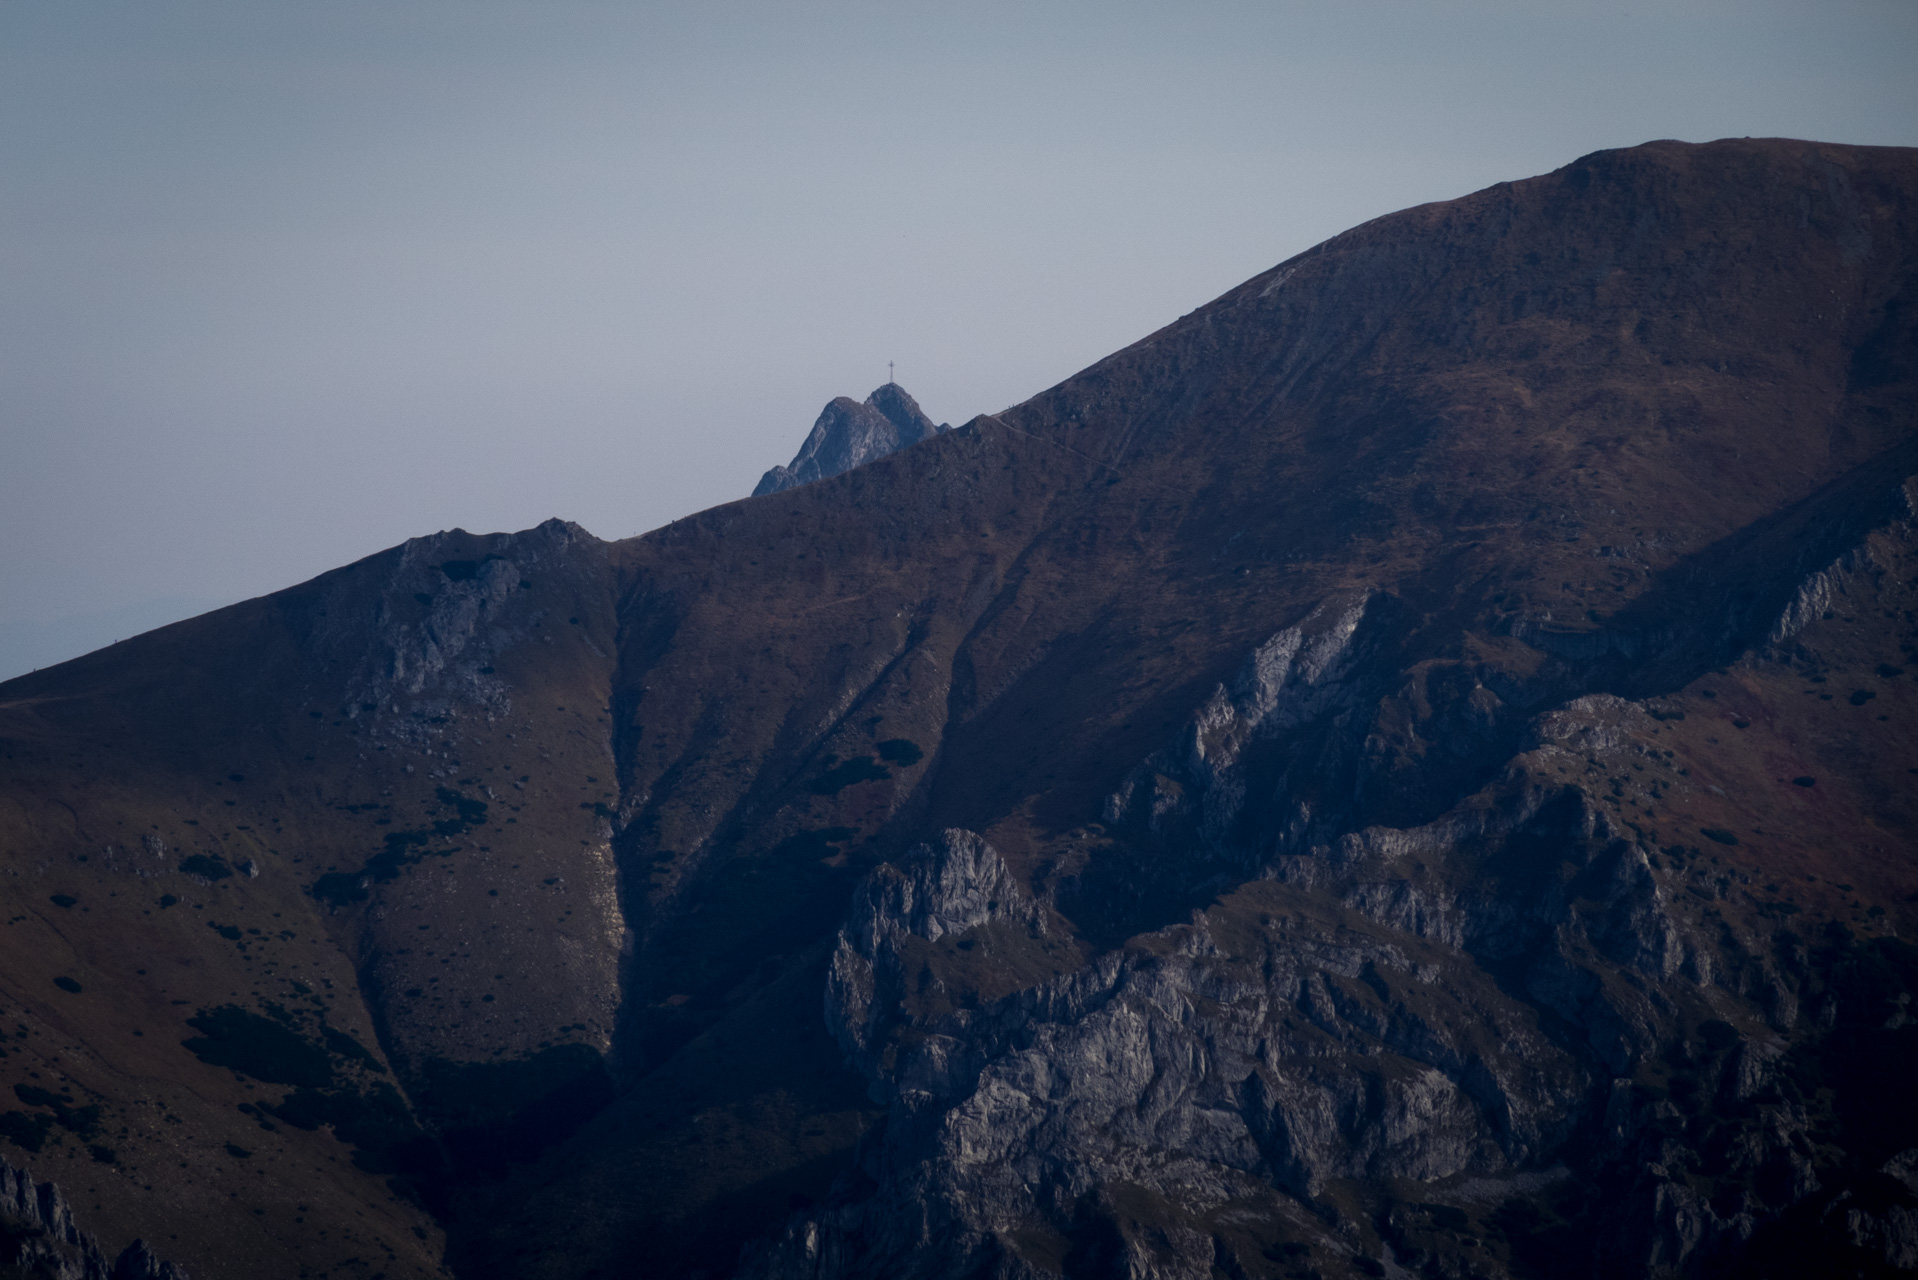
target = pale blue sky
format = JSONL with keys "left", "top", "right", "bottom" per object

{"left": 3, "top": 1, "right": 1915, "bottom": 678}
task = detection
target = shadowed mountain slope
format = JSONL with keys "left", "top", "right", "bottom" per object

{"left": 1, "top": 138, "right": 1915, "bottom": 1280}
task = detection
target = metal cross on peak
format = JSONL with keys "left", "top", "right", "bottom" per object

{"left": 888, "top": 361, "right": 894, "bottom": 385}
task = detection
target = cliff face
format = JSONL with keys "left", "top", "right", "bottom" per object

{"left": 745, "top": 486, "right": 1918, "bottom": 1277}
{"left": 754, "top": 382, "right": 949, "bottom": 495}
{"left": 0, "top": 1157, "right": 187, "bottom": 1280}
{"left": 1, "top": 138, "right": 1915, "bottom": 1280}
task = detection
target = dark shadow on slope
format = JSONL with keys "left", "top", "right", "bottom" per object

{"left": 181, "top": 999, "right": 614, "bottom": 1217}
{"left": 443, "top": 943, "right": 883, "bottom": 1280}
{"left": 1551, "top": 436, "right": 1918, "bottom": 698}
{"left": 626, "top": 827, "right": 860, "bottom": 1071}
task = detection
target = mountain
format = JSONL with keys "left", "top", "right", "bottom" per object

{"left": 1, "top": 137, "right": 1915, "bottom": 1280}
{"left": 753, "top": 382, "right": 949, "bottom": 495}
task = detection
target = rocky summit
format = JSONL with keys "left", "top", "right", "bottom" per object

{"left": 2, "top": 137, "right": 1916, "bottom": 1280}
{"left": 753, "top": 382, "right": 949, "bottom": 496}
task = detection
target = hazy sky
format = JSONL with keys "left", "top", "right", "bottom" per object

{"left": 3, "top": 1, "right": 1915, "bottom": 679}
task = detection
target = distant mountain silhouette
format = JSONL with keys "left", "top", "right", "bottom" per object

{"left": 753, "top": 382, "right": 948, "bottom": 495}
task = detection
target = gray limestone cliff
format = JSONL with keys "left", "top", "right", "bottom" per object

{"left": 754, "top": 384, "right": 949, "bottom": 496}
{"left": 737, "top": 466, "right": 1918, "bottom": 1280}
{"left": 0, "top": 1158, "right": 188, "bottom": 1280}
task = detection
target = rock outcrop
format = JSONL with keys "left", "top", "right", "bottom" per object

{"left": 743, "top": 458, "right": 1918, "bottom": 1280}
{"left": 754, "top": 383, "right": 949, "bottom": 495}
{"left": 0, "top": 1158, "right": 187, "bottom": 1280}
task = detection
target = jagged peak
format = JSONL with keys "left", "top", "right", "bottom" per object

{"left": 753, "top": 381, "right": 951, "bottom": 497}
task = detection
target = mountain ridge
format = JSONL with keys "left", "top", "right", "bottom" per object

{"left": 0, "top": 136, "right": 1914, "bottom": 1280}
